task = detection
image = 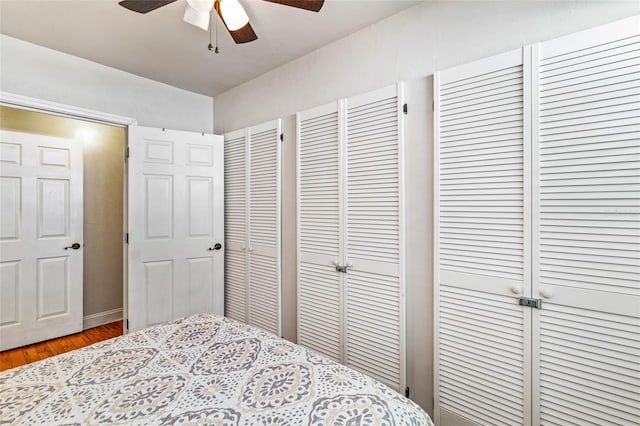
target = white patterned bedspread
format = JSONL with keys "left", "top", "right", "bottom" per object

{"left": 0, "top": 314, "right": 432, "bottom": 425}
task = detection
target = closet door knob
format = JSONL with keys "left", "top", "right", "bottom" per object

{"left": 540, "top": 288, "right": 553, "bottom": 299}
{"left": 241, "top": 245, "right": 246, "bottom": 250}
{"left": 332, "top": 259, "right": 339, "bottom": 266}
{"left": 510, "top": 285, "right": 522, "bottom": 295}
{"left": 248, "top": 247, "right": 254, "bottom": 252}
{"left": 346, "top": 261, "right": 353, "bottom": 268}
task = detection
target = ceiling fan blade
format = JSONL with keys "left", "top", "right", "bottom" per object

{"left": 228, "top": 22, "right": 258, "bottom": 44}
{"left": 215, "top": 1, "right": 258, "bottom": 44}
{"left": 263, "top": 0, "right": 324, "bottom": 12}
{"left": 118, "top": 0, "right": 178, "bottom": 14}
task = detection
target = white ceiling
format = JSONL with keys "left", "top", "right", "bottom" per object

{"left": 0, "top": 0, "right": 420, "bottom": 96}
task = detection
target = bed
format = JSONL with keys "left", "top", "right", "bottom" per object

{"left": 0, "top": 314, "right": 432, "bottom": 425}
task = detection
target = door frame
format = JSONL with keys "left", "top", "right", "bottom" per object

{"left": 0, "top": 91, "right": 137, "bottom": 334}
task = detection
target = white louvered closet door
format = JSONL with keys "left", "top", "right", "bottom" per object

{"left": 434, "top": 48, "right": 532, "bottom": 426}
{"left": 297, "top": 101, "right": 344, "bottom": 362}
{"left": 224, "top": 129, "right": 249, "bottom": 323}
{"left": 248, "top": 120, "right": 281, "bottom": 336}
{"left": 344, "top": 84, "right": 405, "bottom": 392}
{"left": 532, "top": 17, "right": 640, "bottom": 426}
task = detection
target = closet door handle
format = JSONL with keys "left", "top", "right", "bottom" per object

{"left": 510, "top": 285, "right": 522, "bottom": 295}
{"left": 539, "top": 288, "right": 553, "bottom": 299}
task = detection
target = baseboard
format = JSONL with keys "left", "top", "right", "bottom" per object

{"left": 83, "top": 308, "right": 123, "bottom": 330}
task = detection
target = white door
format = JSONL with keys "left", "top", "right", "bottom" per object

{"left": 532, "top": 17, "right": 640, "bottom": 425}
{"left": 0, "top": 130, "right": 83, "bottom": 350}
{"left": 127, "top": 126, "right": 224, "bottom": 332}
{"left": 248, "top": 119, "right": 281, "bottom": 335}
{"left": 344, "top": 84, "right": 406, "bottom": 392}
{"left": 297, "top": 101, "right": 345, "bottom": 363}
{"left": 434, "top": 48, "right": 532, "bottom": 426}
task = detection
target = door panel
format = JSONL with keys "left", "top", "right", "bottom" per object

{"left": 344, "top": 84, "right": 405, "bottom": 392}
{"left": 0, "top": 176, "right": 20, "bottom": 240}
{"left": 187, "top": 177, "right": 213, "bottom": 238}
{"left": 223, "top": 129, "right": 248, "bottom": 323}
{"left": 533, "top": 18, "right": 640, "bottom": 425}
{"left": 298, "top": 261, "right": 343, "bottom": 362}
{"left": 36, "top": 256, "right": 69, "bottom": 319}
{"left": 0, "top": 130, "right": 83, "bottom": 350}
{"left": 128, "top": 126, "right": 223, "bottom": 332}
{"left": 435, "top": 49, "right": 531, "bottom": 425}
{"left": 248, "top": 120, "right": 281, "bottom": 335}
{"left": 297, "top": 102, "right": 344, "bottom": 362}
{"left": 37, "top": 178, "right": 70, "bottom": 238}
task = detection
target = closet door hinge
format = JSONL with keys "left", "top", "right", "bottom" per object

{"left": 518, "top": 297, "right": 542, "bottom": 309}
{"left": 125, "top": 233, "right": 129, "bottom": 244}
{"left": 124, "top": 147, "right": 130, "bottom": 160}
{"left": 280, "top": 133, "right": 284, "bottom": 142}
{"left": 403, "top": 103, "right": 408, "bottom": 115}
{"left": 126, "top": 319, "right": 129, "bottom": 331}
{"left": 405, "top": 386, "right": 410, "bottom": 398}
{"left": 432, "top": 99, "right": 434, "bottom": 112}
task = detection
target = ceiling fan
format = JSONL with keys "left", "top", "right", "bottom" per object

{"left": 118, "top": 0, "right": 324, "bottom": 44}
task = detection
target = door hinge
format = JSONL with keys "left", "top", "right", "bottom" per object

{"left": 403, "top": 103, "right": 408, "bottom": 115}
{"left": 125, "top": 147, "right": 130, "bottom": 160}
{"left": 432, "top": 99, "right": 435, "bottom": 112}
{"left": 405, "top": 386, "right": 410, "bottom": 398}
{"left": 126, "top": 319, "right": 129, "bottom": 330}
{"left": 125, "top": 233, "right": 129, "bottom": 244}
{"left": 280, "top": 133, "right": 284, "bottom": 142}
{"left": 518, "top": 297, "right": 542, "bottom": 309}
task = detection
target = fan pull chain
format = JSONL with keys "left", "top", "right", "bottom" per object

{"left": 208, "top": 4, "right": 220, "bottom": 54}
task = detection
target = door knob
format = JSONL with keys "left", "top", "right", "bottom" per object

{"left": 64, "top": 243, "right": 81, "bottom": 250}
{"left": 208, "top": 243, "right": 222, "bottom": 251}
{"left": 540, "top": 288, "right": 553, "bottom": 299}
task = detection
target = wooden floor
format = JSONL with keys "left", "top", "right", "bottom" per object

{"left": 0, "top": 320, "right": 123, "bottom": 372}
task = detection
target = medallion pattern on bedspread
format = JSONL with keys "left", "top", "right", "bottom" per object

{"left": 191, "top": 338, "right": 261, "bottom": 374}
{"left": 0, "top": 314, "right": 433, "bottom": 425}
{"left": 241, "top": 362, "right": 314, "bottom": 409}
{"left": 0, "top": 384, "right": 57, "bottom": 424}
{"left": 67, "top": 348, "right": 158, "bottom": 385}
{"left": 162, "top": 321, "right": 221, "bottom": 350}
{"left": 309, "top": 394, "right": 393, "bottom": 425}
{"left": 90, "top": 374, "right": 187, "bottom": 423}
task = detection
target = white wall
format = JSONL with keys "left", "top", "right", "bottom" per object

{"left": 214, "top": 1, "right": 639, "bottom": 131}
{"left": 0, "top": 35, "right": 214, "bottom": 133}
{"left": 213, "top": 1, "right": 639, "bottom": 416}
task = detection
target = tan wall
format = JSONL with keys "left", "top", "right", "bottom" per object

{"left": 0, "top": 106, "right": 125, "bottom": 319}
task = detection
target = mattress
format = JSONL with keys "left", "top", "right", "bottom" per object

{"left": 0, "top": 314, "right": 432, "bottom": 425}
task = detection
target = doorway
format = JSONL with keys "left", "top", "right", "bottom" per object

{"left": 0, "top": 105, "right": 126, "bottom": 349}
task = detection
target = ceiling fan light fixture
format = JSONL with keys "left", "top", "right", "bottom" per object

{"left": 218, "top": 0, "right": 249, "bottom": 31}
{"left": 184, "top": 4, "right": 210, "bottom": 30}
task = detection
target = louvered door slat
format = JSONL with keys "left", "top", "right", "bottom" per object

{"left": 224, "top": 130, "right": 248, "bottom": 322}
{"left": 534, "top": 17, "right": 640, "bottom": 426}
{"left": 344, "top": 84, "right": 405, "bottom": 392}
{"left": 247, "top": 120, "right": 281, "bottom": 336}
{"left": 435, "top": 48, "right": 530, "bottom": 426}
{"left": 297, "top": 102, "right": 343, "bottom": 362}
